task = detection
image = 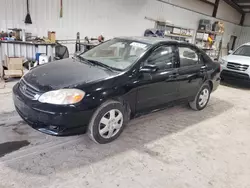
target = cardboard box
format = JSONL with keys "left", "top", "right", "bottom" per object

{"left": 173, "top": 28, "right": 181, "bottom": 34}
{"left": 196, "top": 33, "right": 209, "bottom": 41}
{"left": 48, "top": 31, "right": 56, "bottom": 43}
{"left": 4, "top": 70, "right": 23, "bottom": 77}
{"left": 6, "top": 56, "right": 23, "bottom": 70}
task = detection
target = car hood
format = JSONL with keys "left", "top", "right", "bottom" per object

{"left": 23, "top": 58, "right": 119, "bottom": 91}
{"left": 222, "top": 54, "right": 250, "bottom": 65}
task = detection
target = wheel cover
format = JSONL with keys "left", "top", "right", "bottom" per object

{"left": 99, "top": 109, "right": 123, "bottom": 139}
{"left": 198, "top": 88, "right": 209, "bottom": 108}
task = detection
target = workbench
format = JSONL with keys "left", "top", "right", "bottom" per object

{"left": 0, "top": 40, "right": 56, "bottom": 67}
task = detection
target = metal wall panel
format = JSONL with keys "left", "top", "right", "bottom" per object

{"left": 236, "top": 27, "right": 250, "bottom": 47}
{"left": 0, "top": 0, "right": 244, "bottom": 61}
{"left": 243, "top": 13, "right": 250, "bottom": 26}
{"left": 217, "top": 0, "right": 242, "bottom": 24}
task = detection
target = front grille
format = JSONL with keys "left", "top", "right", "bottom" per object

{"left": 19, "top": 79, "right": 40, "bottom": 100}
{"left": 227, "top": 62, "right": 249, "bottom": 71}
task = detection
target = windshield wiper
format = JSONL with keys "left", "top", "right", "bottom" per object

{"left": 88, "top": 59, "right": 116, "bottom": 71}
{"left": 76, "top": 55, "right": 116, "bottom": 71}
{"left": 73, "top": 56, "right": 94, "bottom": 65}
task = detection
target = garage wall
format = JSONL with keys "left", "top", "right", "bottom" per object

{"left": 235, "top": 27, "right": 250, "bottom": 47}
{"left": 236, "top": 14, "right": 250, "bottom": 47}
{"left": 162, "top": 0, "right": 213, "bottom": 16}
{"left": 243, "top": 13, "right": 250, "bottom": 26}
{"left": 217, "top": 0, "right": 242, "bottom": 24}
{"left": 0, "top": 0, "right": 243, "bottom": 55}
{"left": 0, "top": 0, "right": 216, "bottom": 39}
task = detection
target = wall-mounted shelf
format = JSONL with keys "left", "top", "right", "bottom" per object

{"left": 197, "top": 30, "right": 221, "bottom": 35}
{"left": 164, "top": 33, "right": 193, "bottom": 38}
{"left": 145, "top": 17, "right": 195, "bottom": 43}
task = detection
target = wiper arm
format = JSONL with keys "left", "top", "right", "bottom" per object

{"left": 87, "top": 59, "right": 115, "bottom": 71}
{"left": 74, "top": 55, "right": 95, "bottom": 66}
{"left": 74, "top": 55, "right": 119, "bottom": 71}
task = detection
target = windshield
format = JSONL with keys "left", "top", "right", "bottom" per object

{"left": 233, "top": 45, "right": 250, "bottom": 57}
{"left": 80, "top": 39, "right": 150, "bottom": 70}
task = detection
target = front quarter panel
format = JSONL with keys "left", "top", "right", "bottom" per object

{"left": 76, "top": 73, "right": 138, "bottom": 115}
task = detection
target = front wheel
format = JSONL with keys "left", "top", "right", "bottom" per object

{"left": 189, "top": 84, "right": 211, "bottom": 111}
{"left": 88, "top": 100, "right": 127, "bottom": 144}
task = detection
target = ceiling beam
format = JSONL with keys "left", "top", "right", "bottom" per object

{"left": 213, "top": 0, "right": 220, "bottom": 17}
{"left": 239, "top": 5, "right": 250, "bottom": 8}
{"left": 235, "top": 0, "right": 250, "bottom": 3}
{"left": 223, "top": 0, "right": 244, "bottom": 13}
{"left": 199, "top": 0, "right": 216, "bottom": 6}
{"left": 240, "top": 13, "right": 245, "bottom": 25}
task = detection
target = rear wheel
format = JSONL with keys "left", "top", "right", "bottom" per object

{"left": 189, "top": 84, "right": 211, "bottom": 111}
{"left": 88, "top": 100, "right": 127, "bottom": 144}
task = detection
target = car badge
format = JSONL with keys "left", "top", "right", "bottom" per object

{"left": 22, "top": 85, "right": 27, "bottom": 93}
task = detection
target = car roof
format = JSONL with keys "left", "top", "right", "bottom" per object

{"left": 114, "top": 36, "right": 199, "bottom": 50}
{"left": 241, "top": 42, "right": 250, "bottom": 46}
{"left": 115, "top": 36, "right": 177, "bottom": 45}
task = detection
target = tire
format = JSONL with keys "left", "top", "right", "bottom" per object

{"left": 189, "top": 83, "right": 211, "bottom": 111}
{"left": 88, "top": 100, "right": 128, "bottom": 144}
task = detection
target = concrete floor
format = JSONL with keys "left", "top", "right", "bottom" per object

{"left": 0, "top": 81, "right": 250, "bottom": 188}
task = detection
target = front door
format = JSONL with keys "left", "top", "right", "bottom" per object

{"left": 176, "top": 45, "right": 207, "bottom": 99}
{"left": 136, "top": 45, "right": 179, "bottom": 112}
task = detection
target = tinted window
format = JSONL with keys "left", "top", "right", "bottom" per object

{"left": 179, "top": 47, "right": 198, "bottom": 67}
{"left": 146, "top": 46, "right": 175, "bottom": 70}
{"left": 233, "top": 45, "right": 250, "bottom": 57}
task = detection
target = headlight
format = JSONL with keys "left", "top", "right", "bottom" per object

{"left": 38, "top": 89, "right": 85, "bottom": 105}
{"left": 220, "top": 59, "right": 227, "bottom": 65}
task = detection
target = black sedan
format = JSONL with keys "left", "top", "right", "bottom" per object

{"left": 13, "top": 37, "right": 221, "bottom": 144}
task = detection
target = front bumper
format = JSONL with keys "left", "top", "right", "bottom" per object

{"left": 221, "top": 70, "right": 250, "bottom": 81}
{"left": 13, "top": 83, "right": 94, "bottom": 136}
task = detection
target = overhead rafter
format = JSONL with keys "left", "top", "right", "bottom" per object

{"left": 237, "top": 1, "right": 250, "bottom": 13}
{"left": 213, "top": 0, "right": 220, "bottom": 17}
{"left": 239, "top": 5, "right": 250, "bottom": 8}
{"left": 240, "top": 13, "right": 245, "bottom": 25}
{"left": 223, "top": 0, "right": 244, "bottom": 13}
{"left": 199, "top": 0, "right": 216, "bottom": 6}
{"left": 235, "top": 0, "right": 250, "bottom": 3}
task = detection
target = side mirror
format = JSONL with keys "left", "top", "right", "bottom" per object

{"left": 228, "top": 50, "right": 233, "bottom": 54}
{"left": 140, "top": 64, "right": 158, "bottom": 73}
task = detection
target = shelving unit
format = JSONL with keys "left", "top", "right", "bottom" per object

{"left": 195, "top": 29, "right": 223, "bottom": 60}
{"left": 144, "top": 17, "right": 224, "bottom": 60}
{"left": 145, "top": 17, "right": 195, "bottom": 43}
{"left": 164, "top": 33, "right": 193, "bottom": 39}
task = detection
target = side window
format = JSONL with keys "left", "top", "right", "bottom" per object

{"left": 146, "top": 46, "right": 175, "bottom": 70}
{"left": 179, "top": 47, "right": 199, "bottom": 67}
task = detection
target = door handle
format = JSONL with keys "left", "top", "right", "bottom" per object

{"left": 200, "top": 65, "right": 207, "bottom": 72}
{"left": 168, "top": 73, "right": 179, "bottom": 79}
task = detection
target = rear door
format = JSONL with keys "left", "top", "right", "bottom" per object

{"left": 176, "top": 44, "right": 207, "bottom": 99}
